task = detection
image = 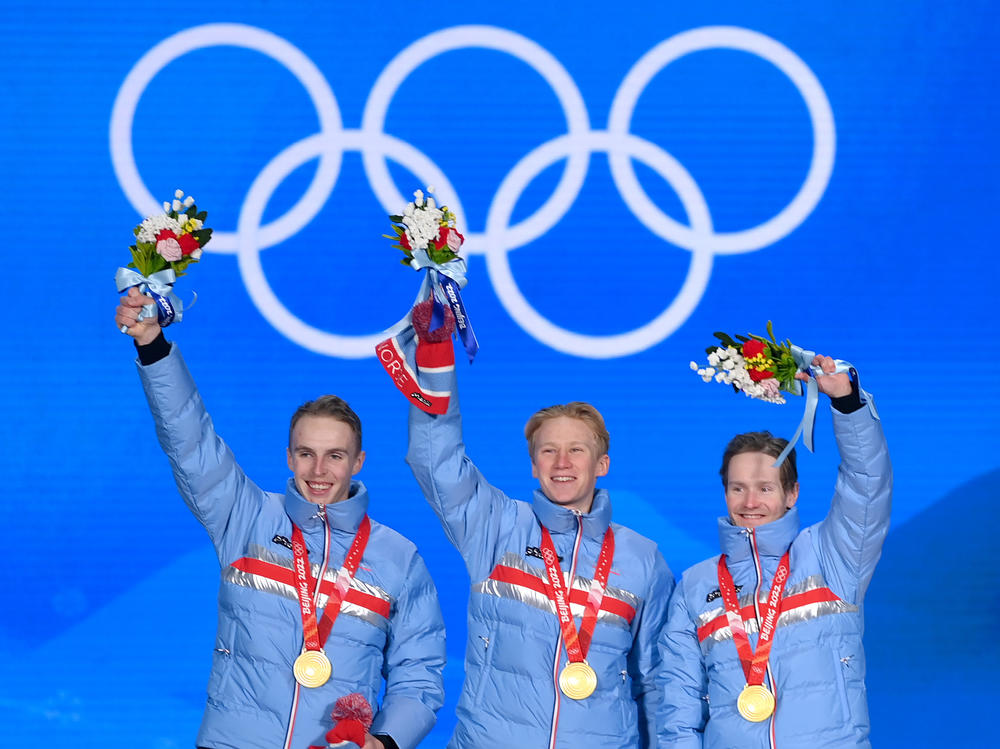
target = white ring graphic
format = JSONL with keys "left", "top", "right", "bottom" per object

{"left": 484, "top": 131, "right": 713, "bottom": 358}
{"left": 114, "top": 23, "right": 836, "bottom": 359}
{"left": 360, "top": 25, "right": 591, "bottom": 256}
{"left": 608, "top": 26, "right": 835, "bottom": 254}
{"left": 237, "top": 131, "right": 457, "bottom": 358}
{"left": 110, "top": 23, "right": 343, "bottom": 253}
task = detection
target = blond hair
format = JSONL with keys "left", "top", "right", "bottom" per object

{"left": 524, "top": 402, "right": 610, "bottom": 456}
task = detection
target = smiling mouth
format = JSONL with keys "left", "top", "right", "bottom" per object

{"left": 306, "top": 482, "right": 332, "bottom": 492}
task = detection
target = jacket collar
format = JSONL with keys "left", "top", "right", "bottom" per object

{"left": 532, "top": 488, "right": 612, "bottom": 538}
{"left": 718, "top": 505, "right": 800, "bottom": 561}
{"left": 284, "top": 478, "right": 369, "bottom": 533}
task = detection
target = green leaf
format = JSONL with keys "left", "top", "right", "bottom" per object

{"left": 766, "top": 320, "right": 776, "bottom": 343}
{"left": 195, "top": 210, "right": 207, "bottom": 222}
{"left": 713, "top": 331, "right": 740, "bottom": 349}
{"left": 389, "top": 214, "right": 403, "bottom": 222}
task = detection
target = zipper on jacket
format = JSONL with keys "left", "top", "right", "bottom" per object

{"left": 747, "top": 528, "right": 779, "bottom": 749}
{"left": 547, "top": 514, "right": 585, "bottom": 749}
{"left": 282, "top": 507, "right": 333, "bottom": 749}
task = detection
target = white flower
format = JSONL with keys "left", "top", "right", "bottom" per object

{"left": 191, "top": 248, "right": 203, "bottom": 260}
{"left": 137, "top": 213, "right": 183, "bottom": 243}
{"left": 174, "top": 189, "right": 184, "bottom": 199}
{"left": 707, "top": 351, "right": 720, "bottom": 367}
{"left": 171, "top": 199, "right": 181, "bottom": 211}
{"left": 426, "top": 184, "right": 435, "bottom": 193}
{"left": 183, "top": 196, "right": 195, "bottom": 207}
{"left": 426, "top": 197, "right": 436, "bottom": 209}
{"left": 690, "top": 361, "right": 699, "bottom": 371}
{"left": 162, "top": 201, "right": 171, "bottom": 212}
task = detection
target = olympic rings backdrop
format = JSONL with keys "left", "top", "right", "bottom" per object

{"left": 1, "top": 1, "right": 997, "bottom": 746}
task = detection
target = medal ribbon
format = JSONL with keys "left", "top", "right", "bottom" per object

{"left": 291, "top": 515, "right": 371, "bottom": 651}
{"left": 539, "top": 526, "right": 615, "bottom": 663}
{"left": 717, "top": 550, "right": 791, "bottom": 686}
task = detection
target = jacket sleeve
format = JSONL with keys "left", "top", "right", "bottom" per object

{"left": 657, "top": 578, "right": 708, "bottom": 748}
{"left": 815, "top": 398, "right": 893, "bottom": 603}
{"left": 370, "top": 549, "right": 447, "bottom": 749}
{"left": 405, "top": 370, "right": 518, "bottom": 581}
{"left": 136, "top": 343, "right": 263, "bottom": 565}
{"left": 628, "top": 550, "right": 675, "bottom": 748}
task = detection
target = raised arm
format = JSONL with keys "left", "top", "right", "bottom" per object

{"left": 117, "top": 288, "right": 263, "bottom": 564}
{"left": 405, "top": 366, "right": 519, "bottom": 581}
{"left": 798, "top": 354, "right": 892, "bottom": 602}
{"left": 369, "top": 549, "right": 446, "bottom": 749}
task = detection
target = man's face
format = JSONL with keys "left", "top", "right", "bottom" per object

{"left": 287, "top": 415, "right": 365, "bottom": 505}
{"left": 530, "top": 416, "right": 610, "bottom": 514}
{"left": 724, "top": 451, "right": 799, "bottom": 528}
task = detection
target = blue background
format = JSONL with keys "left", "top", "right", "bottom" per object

{"left": 0, "top": 1, "right": 996, "bottom": 746}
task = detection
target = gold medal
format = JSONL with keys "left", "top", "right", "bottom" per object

{"left": 293, "top": 650, "right": 332, "bottom": 688}
{"left": 737, "top": 684, "right": 775, "bottom": 722}
{"left": 559, "top": 661, "right": 598, "bottom": 700}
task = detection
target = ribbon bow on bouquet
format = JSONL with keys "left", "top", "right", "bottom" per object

{"left": 692, "top": 321, "right": 879, "bottom": 465}
{"left": 376, "top": 187, "right": 479, "bottom": 414}
{"left": 115, "top": 189, "right": 212, "bottom": 329}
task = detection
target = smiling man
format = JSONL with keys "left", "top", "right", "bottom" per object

{"left": 657, "top": 353, "right": 892, "bottom": 749}
{"left": 405, "top": 364, "right": 673, "bottom": 747}
{"left": 116, "top": 287, "right": 445, "bottom": 749}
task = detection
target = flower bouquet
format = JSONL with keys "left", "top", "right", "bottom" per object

{"left": 384, "top": 187, "right": 464, "bottom": 267}
{"left": 114, "top": 189, "right": 212, "bottom": 328}
{"left": 691, "top": 321, "right": 804, "bottom": 404}
{"left": 377, "top": 187, "right": 478, "bottom": 414}
{"left": 692, "top": 322, "right": 877, "bottom": 464}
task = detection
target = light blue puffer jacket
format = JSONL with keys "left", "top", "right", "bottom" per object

{"left": 407, "top": 379, "right": 674, "bottom": 749}
{"left": 657, "top": 401, "right": 891, "bottom": 749}
{"left": 139, "top": 345, "right": 445, "bottom": 749}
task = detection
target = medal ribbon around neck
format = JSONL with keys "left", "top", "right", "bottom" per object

{"left": 291, "top": 515, "right": 371, "bottom": 653}
{"left": 716, "top": 549, "right": 791, "bottom": 688}
{"left": 539, "top": 526, "right": 615, "bottom": 665}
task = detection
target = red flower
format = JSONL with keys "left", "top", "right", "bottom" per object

{"left": 399, "top": 231, "right": 411, "bottom": 250}
{"left": 741, "top": 339, "right": 774, "bottom": 382}
{"left": 155, "top": 229, "right": 177, "bottom": 242}
{"left": 177, "top": 232, "right": 200, "bottom": 256}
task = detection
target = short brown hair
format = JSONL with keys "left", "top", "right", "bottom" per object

{"left": 289, "top": 395, "right": 362, "bottom": 452}
{"left": 524, "top": 402, "right": 610, "bottom": 456}
{"left": 719, "top": 431, "right": 797, "bottom": 491}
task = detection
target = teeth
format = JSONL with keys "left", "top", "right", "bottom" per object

{"left": 552, "top": 477, "right": 574, "bottom": 482}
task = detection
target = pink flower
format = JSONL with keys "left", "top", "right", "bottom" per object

{"left": 155, "top": 229, "right": 182, "bottom": 262}
{"left": 445, "top": 227, "right": 464, "bottom": 252}
{"left": 434, "top": 226, "right": 464, "bottom": 253}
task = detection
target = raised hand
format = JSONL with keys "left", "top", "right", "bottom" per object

{"left": 794, "top": 353, "right": 852, "bottom": 398}
{"left": 115, "top": 286, "right": 161, "bottom": 346}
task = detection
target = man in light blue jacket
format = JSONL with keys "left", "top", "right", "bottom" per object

{"left": 658, "top": 353, "right": 891, "bottom": 748}
{"left": 117, "top": 288, "right": 445, "bottom": 749}
{"left": 403, "top": 340, "right": 674, "bottom": 748}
